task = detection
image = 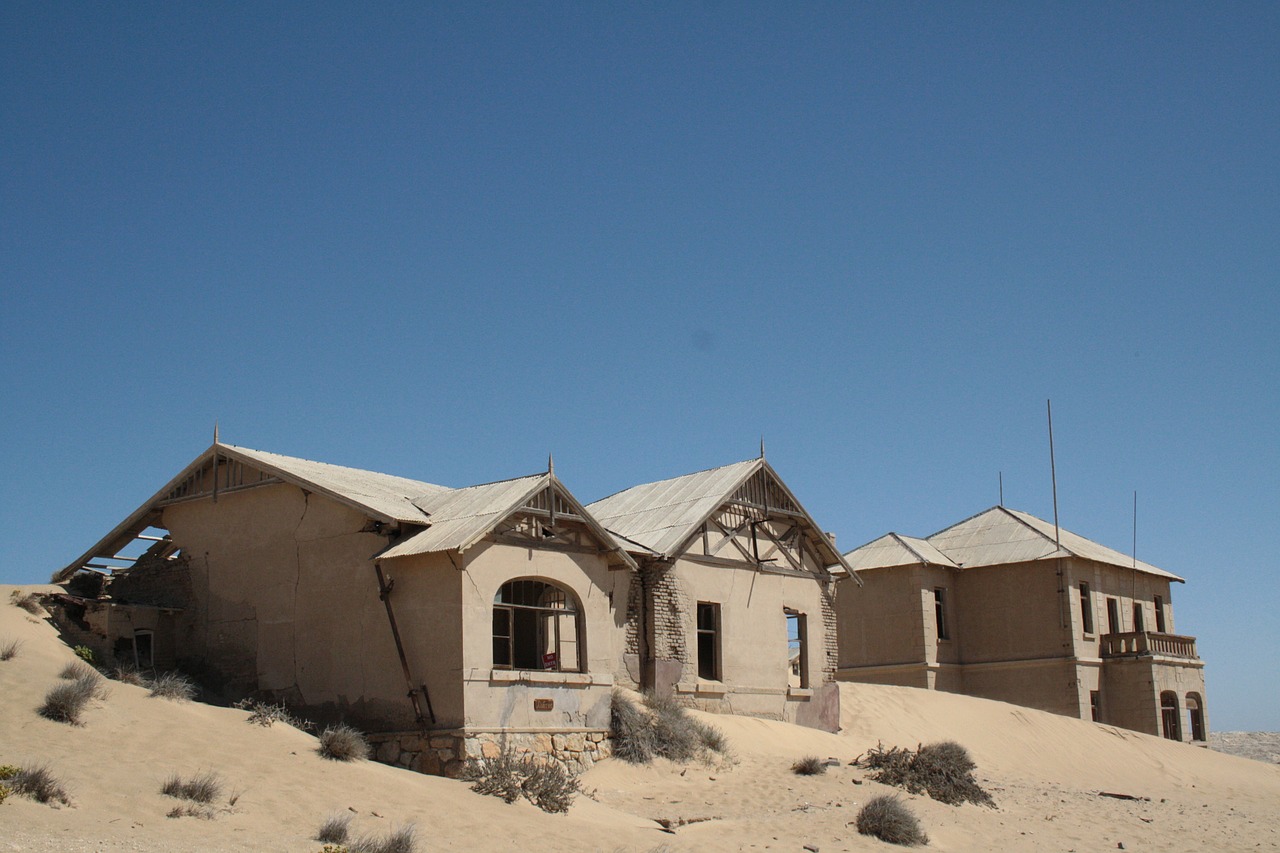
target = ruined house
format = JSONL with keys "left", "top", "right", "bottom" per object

{"left": 833, "top": 506, "right": 1208, "bottom": 743}
{"left": 53, "top": 442, "right": 850, "bottom": 775}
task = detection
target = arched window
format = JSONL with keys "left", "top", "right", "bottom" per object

{"left": 492, "top": 579, "right": 582, "bottom": 672}
{"left": 1186, "top": 693, "right": 1206, "bottom": 742}
{"left": 1160, "top": 691, "right": 1181, "bottom": 740}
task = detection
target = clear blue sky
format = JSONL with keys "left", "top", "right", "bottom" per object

{"left": 2, "top": 3, "right": 1276, "bottom": 730}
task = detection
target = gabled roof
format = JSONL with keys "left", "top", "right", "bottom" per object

{"left": 843, "top": 532, "right": 959, "bottom": 571}
{"left": 845, "top": 505, "right": 1182, "bottom": 582}
{"left": 587, "top": 458, "right": 852, "bottom": 578}
{"left": 55, "top": 443, "right": 449, "bottom": 581}
{"left": 378, "top": 474, "right": 637, "bottom": 569}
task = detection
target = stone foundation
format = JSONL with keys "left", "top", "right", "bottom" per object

{"left": 367, "top": 729, "right": 611, "bottom": 778}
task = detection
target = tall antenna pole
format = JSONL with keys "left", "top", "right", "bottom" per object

{"left": 999, "top": 471, "right": 1004, "bottom": 507}
{"left": 1047, "top": 399, "right": 1060, "bottom": 547}
{"left": 1132, "top": 490, "right": 1138, "bottom": 569}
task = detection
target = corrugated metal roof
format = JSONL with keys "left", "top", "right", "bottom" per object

{"left": 586, "top": 460, "right": 760, "bottom": 558}
{"left": 925, "top": 506, "right": 1182, "bottom": 581}
{"left": 224, "top": 445, "right": 448, "bottom": 524}
{"left": 844, "top": 533, "right": 959, "bottom": 571}
{"left": 379, "top": 474, "right": 546, "bottom": 559}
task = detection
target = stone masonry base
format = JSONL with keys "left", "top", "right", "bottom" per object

{"left": 367, "top": 729, "right": 612, "bottom": 778}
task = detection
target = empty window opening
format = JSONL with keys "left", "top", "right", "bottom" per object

{"left": 492, "top": 579, "right": 581, "bottom": 672}
{"left": 1106, "top": 598, "right": 1120, "bottom": 634}
{"left": 696, "top": 602, "right": 720, "bottom": 681}
{"left": 1186, "top": 693, "right": 1206, "bottom": 742}
{"left": 1089, "top": 690, "right": 1100, "bottom": 722}
{"left": 1133, "top": 602, "right": 1145, "bottom": 633}
{"left": 133, "top": 630, "right": 154, "bottom": 670}
{"left": 786, "top": 610, "right": 808, "bottom": 689}
{"left": 1160, "top": 691, "right": 1181, "bottom": 740}
{"left": 933, "top": 588, "right": 950, "bottom": 641}
{"left": 1154, "top": 595, "right": 1167, "bottom": 633}
{"left": 1079, "top": 583, "right": 1094, "bottom": 634}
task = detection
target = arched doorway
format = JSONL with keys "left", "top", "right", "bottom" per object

{"left": 1186, "top": 693, "right": 1206, "bottom": 742}
{"left": 1160, "top": 691, "right": 1181, "bottom": 740}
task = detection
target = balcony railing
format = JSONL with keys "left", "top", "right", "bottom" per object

{"left": 1100, "top": 631, "right": 1199, "bottom": 660}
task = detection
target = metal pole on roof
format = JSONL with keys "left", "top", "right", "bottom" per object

{"left": 1132, "top": 490, "right": 1138, "bottom": 569}
{"left": 999, "top": 471, "right": 1004, "bottom": 507}
{"left": 1047, "top": 399, "right": 1060, "bottom": 547}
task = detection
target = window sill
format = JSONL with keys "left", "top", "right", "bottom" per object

{"left": 787, "top": 687, "right": 814, "bottom": 700}
{"left": 484, "top": 669, "right": 613, "bottom": 687}
{"left": 675, "top": 680, "right": 728, "bottom": 696}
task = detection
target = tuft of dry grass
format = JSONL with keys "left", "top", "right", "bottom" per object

{"left": 148, "top": 671, "right": 197, "bottom": 701}
{"left": 856, "top": 795, "right": 928, "bottom": 846}
{"left": 161, "top": 771, "right": 222, "bottom": 804}
{"left": 60, "top": 660, "right": 96, "bottom": 680}
{"left": 463, "top": 748, "right": 580, "bottom": 813}
{"left": 792, "top": 755, "right": 827, "bottom": 775}
{"left": 40, "top": 670, "right": 108, "bottom": 725}
{"left": 316, "top": 811, "right": 353, "bottom": 844}
{"left": 166, "top": 803, "right": 215, "bottom": 819}
{"left": 0, "top": 638, "right": 21, "bottom": 661}
{"left": 10, "top": 590, "right": 43, "bottom": 614}
{"left": 318, "top": 724, "right": 370, "bottom": 761}
{"left": 350, "top": 823, "right": 417, "bottom": 853}
{"left": 234, "top": 698, "right": 316, "bottom": 731}
{"left": 610, "top": 689, "right": 728, "bottom": 765}
{"left": 10, "top": 764, "right": 72, "bottom": 806}
{"left": 112, "top": 666, "right": 147, "bottom": 686}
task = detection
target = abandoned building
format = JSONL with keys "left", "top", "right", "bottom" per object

{"left": 833, "top": 505, "right": 1208, "bottom": 743}
{"left": 52, "top": 441, "right": 851, "bottom": 776}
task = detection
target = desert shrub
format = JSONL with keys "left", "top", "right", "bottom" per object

{"left": 10, "top": 591, "right": 42, "bottom": 615}
{"left": 0, "top": 638, "right": 21, "bottom": 661}
{"left": 60, "top": 660, "right": 96, "bottom": 680}
{"left": 318, "top": 724, "right": 370, "bottom": 761}
{"left": 0, "top": 783, "right": 10, "bottom": 804}
{"left": 0, "top": 765, "right": 18, "bottom": 780}
{"left": 317, "top": 811, "right": 353, "bottom": 844}
{"left": 113, "top": 666, "right": 147, "bottom": 686}
{"left": 161, "top": 771, "right": 222, "bottom": 804}
{"left": 463, "top": 749, "right": 579, "bottom": 813}
{"left": 166, "top": 803, "right": 215, "bottom": 819}
{"left": 10, "top": 764, "right": 71, "bottom": 806}
{"left": 73, "top": 645, "right": 95, "bottom": 664}
{"left": 234, "top": 698, "right": 316, "bottom": 731}
{"left": 610, "top": 690, "right": 728, "bottom": 765}
{"left": 40, "top": 671, "right": 107, "bottom": 724}
{"left": 857, "top": 741, "right": 994, "bottom": 807}
{"left": 856, "top": 795, "right": 928, "bottom": 846}
{"left": 792, "top": 755, "right": 827, "bottom": 775}
{"left": 350, "top": 823, "right": 417, "bottom": 853}
{"left": 148, "top": 671, "right": 197, "bottom": 701}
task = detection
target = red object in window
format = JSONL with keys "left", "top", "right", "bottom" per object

{"left": 542, "top": 652, "right": 558, "bottom": 669}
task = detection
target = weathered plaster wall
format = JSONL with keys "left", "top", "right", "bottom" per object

{"left": 833, "top": 567, "right": 926, "bottom": 671}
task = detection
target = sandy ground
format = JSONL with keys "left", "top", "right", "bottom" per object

{"left": 2, "top": 584, "right": 1278, "bottom": 852}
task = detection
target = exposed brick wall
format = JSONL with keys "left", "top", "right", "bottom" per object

{"left": 624, "top": 572, "right": 643, "bottom": 656}
{"left": 819, "top": 579, "right": 839, "bottom": 683}
{"left": 648, "top": 562, "right": 688, "bottom": 665}
{"left": 108, "top": 552, "right": 192, "bottom": 609}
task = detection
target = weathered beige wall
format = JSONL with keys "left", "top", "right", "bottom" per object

{"left": 453, "top": 536, "right": 627, "bottom": 732}
{"left": 951, "top": 563, "right": 1067, "bottom": 663}
{"left": 962, "top": 659, "right": 1083, "bottom": 717}
{"left": 162, "top": 483, "right": 439, "bottom": 730}
{"left": 671, "top": 558, "right": 834, "bottom": 726}
{"left": 833, "top": 567, "right": 925, "bottom": 669}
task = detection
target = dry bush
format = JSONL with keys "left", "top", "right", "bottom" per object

{"left": 316, "top": 811, "right": 353, "bottom": 844}
{"left": 161, "top": 771, "right": 222, "bottom": 804}
{"left": 792, "top": 755, "right": 827, "bottom": 775}
{"left": 166, "top": 803, "right": 215, "bottom": 819}
{"left": 463, "top": 748, "right": 579, "bottom": 813}
{"left": 234, "top": 698, "right": 315, "bottom": 731}
{"left": 857, "top": 741, "right": 994, "bottom": 807}
{"left": 10, "top": 764, "right": 72, "bottom": 806}
{"left": 73, "top": 645, "right": 95, "bottom": 664}
{"left": 60, "top": 660, "right": 96, "bottom": 680}
{"left": 148, "top": 671, "right": 197, "bottom": 701}
{"left": 10, "top": 591, "right": 42, "bottom": 615}
{"left": 112, "top": 667, "right": 147, "bottom": 686}
{"left": 350, "top": 823, "right": 417, "bottom": 853}
{"left": 856, "top": 795, "right": 928, "bottom": 846}
{"left": 40, "top": 671, "right": 107, "bottom": 724}
{"left": 318, "top": 724, "right": 370, "bottom": 761}
{"left": 0, "top": 638, "right": 21, "bottom": 661}
{"left": 610, "top": 690, "right": 728, "bottom": 765}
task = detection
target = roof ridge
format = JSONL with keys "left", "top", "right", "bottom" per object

{"left": 588, "top": 458, "right": 758, "bottom": 507}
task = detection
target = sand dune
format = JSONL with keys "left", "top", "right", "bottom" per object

{"left": 3, "top": 585, "right": 1277, "bottom": 852}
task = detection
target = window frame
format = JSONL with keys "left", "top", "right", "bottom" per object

{"left": 933, "top": 587, "right": 950, "bottom": 641}
{"left": 1079, "top": 582, "right": 1094, "bottom": 635}
{"left": 696, "top": 602, "right": 721, "bottom": 681}
{"left": 491, "top": 578, "right": 583, "bottom": 673}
